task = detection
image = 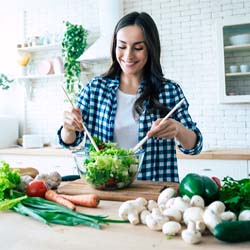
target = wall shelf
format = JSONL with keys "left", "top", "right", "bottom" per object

{"left": 16, "top": 73, "right": 64, "bottom": 81}
{"left": 225, "top": 72, "right": 250, "bottom": 77}
{"left": 17, "top": 43, "right": 61, "bottom": 53}
{"left": 224, "top": 44, "right": 250, "bottom": 52}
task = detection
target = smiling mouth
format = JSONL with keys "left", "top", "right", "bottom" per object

{"left": 123, "top": 61, "right": 138, "bottom": 67}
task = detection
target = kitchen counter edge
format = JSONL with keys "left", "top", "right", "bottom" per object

{"left": 0, "top": 147, "right": 250, "bottom": 160}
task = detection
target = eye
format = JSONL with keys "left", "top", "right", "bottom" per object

{"left": 118, "top": 46, "right": 126, "bottom": 50}
{"left": 134, "top": 47, "right": 143, "bottom": 51}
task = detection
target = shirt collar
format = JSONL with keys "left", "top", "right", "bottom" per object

{"left": 108, "top": 75, "right": 146, "bottom": 93}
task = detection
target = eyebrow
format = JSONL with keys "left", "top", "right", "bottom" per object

{"left": 117, "top": 40, "right": 145, "bottom": 45}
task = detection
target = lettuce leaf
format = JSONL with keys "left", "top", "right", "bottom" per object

{"left": 0, "top": 161, "right": 21, "bottom": 201}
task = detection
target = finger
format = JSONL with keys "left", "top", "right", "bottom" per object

{"left": 63, "top": 111, "right": 83, "bottom": 132}
{"left": 71, "top": 107, "right": 82, "bottom": 122}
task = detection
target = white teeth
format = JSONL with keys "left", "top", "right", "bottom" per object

{"left": 125, "top": 62, "right": 135, "bottom": 66}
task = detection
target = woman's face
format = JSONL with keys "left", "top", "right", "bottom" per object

{"left": 116, "top": 25, "right": 148, "bottom": 77}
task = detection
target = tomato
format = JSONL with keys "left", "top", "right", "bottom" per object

{"left": 107, "top": 178, "right": 117, "bottom": 186}
{"left": 26, "top": 180, "right": 48, "bottom": 197}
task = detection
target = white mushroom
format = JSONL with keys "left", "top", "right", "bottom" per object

{"left": 207, "top": 201, "right": 226, "bottom": 214}
{"left": 190, "top": 195, "right": 205, "bottom": 208}
{"left": 195, "top": 220, "right": 206, "bottom": 233}
{"left": 157, "top": 187, "right": 176, "bottom": 206}
{"left": 220, "top": 211, "right": 236, "bottom": 221}
{"left": 118, "top": 197, "right": 147, "bottom": 225}
{"left": 182, "top": 195, "right": 191, "bottom": 204}
{"left": 146, "top": 213, "right": 168, "bottom": 231}
{"left": 181, "top": 220, "right": 202, "bottom": 244}
{"left": 162, "top": 221, "right": 182, "bottom": 236}
{"left": 238, "top": 210, "right": 250, "bottom": 221}
{"left": 151, "top": 207, "right": 162, "bottom": 218}
{"left": 162, "top": 207, "right": 182, "bottom": 222}
{"left": 140, "top": 210, "right": 151, "bottom": 225}
{"left": 203, "top": 208, "right": 222, "bottom": 234}
{"left": 165, "top": 197, "right": 176, "bottom": 209}
{"left": 147, "top": 200, "right": 158, "bottom": 211}
{"left": 183, "top": 207, "right": 204, "bottom": 225}
{"left": 136, "top": 197, "right": 148, "bottom": 207}
{"left": 172, "top": 196, "right": 190, "bottom": 212}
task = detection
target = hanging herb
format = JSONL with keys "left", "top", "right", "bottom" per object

{"left": 0, "top": 73, "right": 14, "bottom": 90}
{"left": 62, "top": 21, "right": 88, "bottom": 100}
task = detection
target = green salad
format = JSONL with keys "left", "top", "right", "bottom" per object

{"left": 83, "top": 142, "right": 143, "bottom": 190}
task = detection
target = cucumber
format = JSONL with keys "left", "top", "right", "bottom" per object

{"left": 214, "top": 221, "right": 250, "bottom": 242}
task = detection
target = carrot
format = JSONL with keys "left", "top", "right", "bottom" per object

{"left": 45, "top": 190, "right": 76, "bottom": 210}
{"left": 59, "top": 194, "right": 100, "bottom": 208}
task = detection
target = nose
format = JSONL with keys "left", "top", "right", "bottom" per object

{"left": 124, "top": 48, "right": 134, "bottom": 61}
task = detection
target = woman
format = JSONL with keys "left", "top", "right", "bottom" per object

{"left": 58, "top": 11, "right": 203, "bottom": 182}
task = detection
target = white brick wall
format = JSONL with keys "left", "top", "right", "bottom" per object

{"left": 14, "top": 0, "right": 250, "bottom": 149}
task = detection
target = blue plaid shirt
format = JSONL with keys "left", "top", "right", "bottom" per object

{"left": 58, "top": 76, "right": 203, "bottom": 182}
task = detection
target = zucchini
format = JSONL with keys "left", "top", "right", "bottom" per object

{"left": 214, "top": 221, "right": 250, "bottom": 242}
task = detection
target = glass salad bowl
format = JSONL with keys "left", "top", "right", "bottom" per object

{"left": 73, "top": 144, "right": 144, "bottom": 190}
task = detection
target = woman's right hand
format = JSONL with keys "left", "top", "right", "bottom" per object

{"left": 63, "top": 107, "right": 84, "bottom": 132}
{"left": 61, "top": 107, "right": 84, "bottom": 145}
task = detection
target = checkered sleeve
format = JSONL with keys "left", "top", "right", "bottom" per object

{"left": 172, "top": 84, "right": 203, "bottom": 155}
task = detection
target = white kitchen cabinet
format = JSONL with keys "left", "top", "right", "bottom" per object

{"left": 177, "top": 159, "right": 248, "bottom": 181}
{"left": 216, "top": 16, "right": 250, "bottom": 103}
{"left": 0, "top": 154, "right": 77, "bottom": 176}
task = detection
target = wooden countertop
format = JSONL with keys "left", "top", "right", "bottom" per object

{"left": 0, "top": 200, "right": 249, "bottom": 250}
{"left": 1, "top": 147, "right": 250, "bottom": 160}
{"left": 177, "top": 148, "right": 250, "bottom": 160}
{"left": 0, "top": 146, "right": 72, "bottom": 157}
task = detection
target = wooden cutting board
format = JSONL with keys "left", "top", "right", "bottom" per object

{"left": 57, "top": 179, "right": 179, "bottom": 202}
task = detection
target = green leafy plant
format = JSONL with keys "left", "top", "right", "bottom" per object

{"left": 62, "top": 21, "right": 88, "bottom": 101}
{"left": 219, "top": 176, "right": 250, "bottom": 215}
{"left": 0, "top": 73, "right": 14, "bottom": 90}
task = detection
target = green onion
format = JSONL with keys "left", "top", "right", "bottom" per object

{"left": 12, "top": 197, "right": 128, "bottom": 229}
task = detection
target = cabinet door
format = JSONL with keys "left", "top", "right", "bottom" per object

{"left": 0, "top": 155, "right": 76, "bottom": 176}
{"left": 178, "top": 159, "right": 248, "bottom": 181}
{"left": 216, "top": 16, "right": 250, "bottom": 103}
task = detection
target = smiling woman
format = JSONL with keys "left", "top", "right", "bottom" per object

{"left": 58, "top": 12, "right": 203, "bottom": 183}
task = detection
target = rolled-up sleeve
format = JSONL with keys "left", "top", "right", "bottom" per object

{"left": 177, "top": 126, "right": 203, "bottom": 155}
{"left": 57, "top": 126, "right": 84, "bottom": 148}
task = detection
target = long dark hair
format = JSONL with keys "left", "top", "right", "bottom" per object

{"left": 102, "top": 11, "right": 170, "bottom": 116}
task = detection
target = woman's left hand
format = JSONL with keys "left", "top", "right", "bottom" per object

{"left": 147, "top": 118, "right": 181, "bottom": 139}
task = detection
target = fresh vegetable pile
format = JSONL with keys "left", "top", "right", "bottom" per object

{"left": 0, "top": 161, "right": 128, "bottom": 229}
{"left": 81, "top": 142, "right": 144, "bottom": 190}
{"left": 117, "top": 173, "right": 250, "bottom": 244}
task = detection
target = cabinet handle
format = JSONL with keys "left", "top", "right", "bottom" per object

{"left": 201, "top": 168, "right": 212, "bottom": 171}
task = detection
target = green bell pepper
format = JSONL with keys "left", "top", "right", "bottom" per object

{"left": 179, "top": 173, "right": 219, "bottom": 205}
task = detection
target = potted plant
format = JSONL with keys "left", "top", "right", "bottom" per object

{"left": 0, "top": 73, "right": 14, "bottom": 90}
{"left": 62, "top": 21, "right": 88, "bottom": 101}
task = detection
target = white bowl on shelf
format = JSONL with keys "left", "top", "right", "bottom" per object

{"left": 240, "top": 64, "right": 250, "bottom": 73}
{"left": 229, "top": 34, "right": 250, "bottom": 45}
{"left": 229, "top": 65, "right": 238, "bottom": 73}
